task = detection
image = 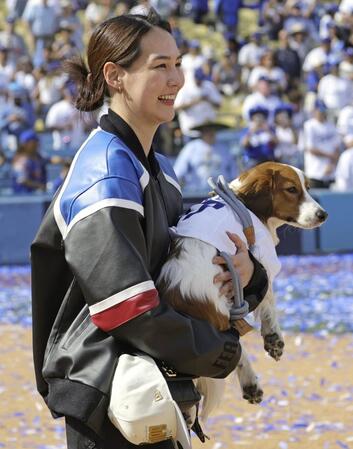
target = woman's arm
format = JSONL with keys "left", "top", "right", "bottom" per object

{"left": 65, "top": 203, "right": 242, "bottom": 379}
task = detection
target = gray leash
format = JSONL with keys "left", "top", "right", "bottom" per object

{"left": 218, "top": 251, "right": 249, "bottom": 319}
{"left": 207, "top": 175, "right": 255, "bottom": 319}
{"left": 207, "top": 175, "right": 255, "bottom": 252}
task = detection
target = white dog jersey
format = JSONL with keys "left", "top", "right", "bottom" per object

{"left": 173, "top": 196, "right": 281, "bottom": 282}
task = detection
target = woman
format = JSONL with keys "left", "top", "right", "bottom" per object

{"left": 31, "top": 10, "right": 268, "bottom": 449}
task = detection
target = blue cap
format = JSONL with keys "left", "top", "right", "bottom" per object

{"left": 189, "top": 39, "right": 200, "bottom": 49}
{"left": 194, "top": 67, "right": 207, "bottom": 81}
{"left": 258, "top": 75, "right": 271, "bottom": 82}
{"left": 321, "top": 37, "right": 331, "bottom": 44}
{"left": 251, "top": 31, "right": 262, "bottom": 39}
{"left": 8, "top": 81, "right": 27, "bottom": 97}
{"left": 46, "top": 60, "right": 61, "bottom": 71}
{"left": 344, "top": 47, "right": 353, "bottom": 57}
{"left": 274, "top": 103, "right": 293, "bottom": 117}
{"left": 19, "top": 129, "right": 39, "bottom": 145}
{"left": 325, "top": 3, "right": 339, "bottom": 13}
{"left": 249, "top": 105, "right": 269, "bottom": 118}
{"left": 314, "top": 99, "right": 328, "bottom": 112}
{"left": 6, "top": 15, "right": 16, "bottom": 23}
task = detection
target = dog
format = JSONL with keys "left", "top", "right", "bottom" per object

{"left": 157, "top": 162, "right": 328, "bottom": 419}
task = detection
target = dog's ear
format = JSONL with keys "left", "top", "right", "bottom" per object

{"left": 230, "top": 167, "right": 276, "bottom": 222}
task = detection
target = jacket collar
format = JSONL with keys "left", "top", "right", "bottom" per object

{"left": 100, "top": 108, "right": 160, "bottom": 177}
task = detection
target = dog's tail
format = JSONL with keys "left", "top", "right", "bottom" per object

{"left": 195, "top": 377, "right": 225, "bottom": 421}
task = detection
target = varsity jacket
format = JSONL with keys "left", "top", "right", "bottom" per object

{"left": 32, "top": 110, "right": 265, "bottom": 435}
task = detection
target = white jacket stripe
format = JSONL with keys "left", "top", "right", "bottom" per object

{"left": 89, "top": 280, "right": 156, "bottom": 315}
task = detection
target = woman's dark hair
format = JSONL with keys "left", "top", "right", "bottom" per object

{"left": 64, "top": 9, "right": 171, "bottom": 112}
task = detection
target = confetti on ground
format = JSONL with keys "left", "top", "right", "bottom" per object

{"left": 0, "top": 254, "right": 352, "bottom": 448}
{"left": 1, "top": 253, "right": 352, "bottom": 331}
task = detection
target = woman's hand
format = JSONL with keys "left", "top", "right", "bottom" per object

{"left": 212, "top": 232, "right": 254, "bottom": 298}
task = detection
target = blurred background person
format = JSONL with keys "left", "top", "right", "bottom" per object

{"left": 273, "top": 103, "right": 301, "bottom": 167}
{"left": 212, "top": 49, "right": 241, "bottom": 97}
{"left": 300, "top": 99, "right": 341, "bottom": 188}
{"left": 242, "top": 76, "right": 281, "bottom": 124}
{"left": 274, "top": 29, "right": 302, "bottom": 89}
{"left": 0, "top": 15, "right": 28, "bottom": 69}
{"left": 238, "top": 31, "right": 265, "bottom": 87}
{"left": 173, "top": 121, "right": 236, "bottom": 192}
{"left": 317, "top": 58, "right": 353, "bottom": 122}
{"left": 337, "top": 102, "right": 353, "bottom": 140}
{"left": 174, "top": 66, "right": 222, "bottom": 140}
{"left": 45, "top": 82, "right": 88, "bottom": 151}
{"left": 247, "top": 48, "right": 288, "bottom": 94}
{"left": 11, "top": 129, "right": 47, "bottom": 193}
{"left": 180, "top": 39, "right": 206, "bottom": 84}
{"left": 241, "top": 105, "right": 277, "bottom": 168}
{"left": 333, "top": 134, "right": 353, "bottom": 191}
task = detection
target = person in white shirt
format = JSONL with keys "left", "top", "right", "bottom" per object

{"left": 317, "top": 61, "right": 353, "bottom": 120}
{"left": 319, "top": 4, "right": 338, "bottom": 39}
{"left": 242, "top": 76, "right": 281, "bottom": 124}
{"left": 0, "top": 45, "right": 15, "bottom": 85}
{"left": 238, "top": 32, "right": 265, "bottom": 85}
{"left": 301, "top": 99, "right": 341, "bottom": 188}
{"left": 302, "top": 38, "right": 332, "bottom": 72}
{"left": 339, "top": 48, "right": 353, "bottom": 82}
{"left": 174, "top": 67, "right": 222, "bottom": 139}
{"left": 337, "top": 104, "right": 353, "bottom": 138}
{"left": 247, "top": 48, "right": 287, "bottom": 94}
{"left": 338, "top": 0, "right": 353, "bottom": 23}
{"left": 45, "top": 83, "right": 88, "bottom": 151}
{"left": 334, "top": 134, "right": 353, "bottom": 191}
{"left": 273, "top": 103, "right": 301, "bottom": 167}
{"left": 173, "top": 122, "right": 237, "bottom": 193}
{"left": 180, "top": 39, "right": 206, "bottom": 85}
{"left": 14, "top": 56, "right": 36, "bottom": 94}
{"left": 33, "top": 65, "right": 66, "bottom": 119}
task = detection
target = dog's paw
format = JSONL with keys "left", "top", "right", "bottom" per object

{"left": 242, "top": 384, "right": 264, "bottom": 404}
{"left": 264, "top": 333, "right": 285, "bottom": 361}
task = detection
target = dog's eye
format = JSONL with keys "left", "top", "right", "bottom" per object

{"left": 286, "top": 186, "right": 298, "bottom": 194}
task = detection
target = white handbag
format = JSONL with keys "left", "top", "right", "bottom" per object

{"left": 108, "top": 353, "right": 192, "bottom": 448}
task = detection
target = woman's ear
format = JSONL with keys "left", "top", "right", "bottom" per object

{"left": 103, "top": 62, "right": 124, "bottom": 93}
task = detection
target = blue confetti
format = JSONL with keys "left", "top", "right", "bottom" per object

{"left": 1, "top": 253, "right": 353, "bottom": 331}
{"left": 336, "top": 441, "right": 349, "bottom": 449}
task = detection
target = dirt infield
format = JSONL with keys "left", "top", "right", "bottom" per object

{"left": 0, "top": 325, "right": 352, "bottom": 449}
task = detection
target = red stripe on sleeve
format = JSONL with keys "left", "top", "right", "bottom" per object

{"left": 91, "top": 289, "right": 159, "bottom": 331}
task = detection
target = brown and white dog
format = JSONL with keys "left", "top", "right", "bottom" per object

{"left": 157, "top": 162, "right": 328, "bottom": 419}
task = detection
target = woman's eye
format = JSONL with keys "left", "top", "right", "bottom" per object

{"left": 155, "top": 64, "right": 167, "bottom": 69}
{"left": 176, "top": 62, "right": 182, "bottom": 68}
{"left": 286, "top": 186, "right": 298, "bottom": 194}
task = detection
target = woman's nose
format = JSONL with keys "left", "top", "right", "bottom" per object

{"left": 168, "top": 68, "right": 184, "bottom": 89}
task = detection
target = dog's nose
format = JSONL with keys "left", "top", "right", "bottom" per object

{"left": 316, "top": 209, "right": 328, "bottom": 222}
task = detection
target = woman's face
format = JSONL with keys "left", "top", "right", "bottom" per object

{"left": 117, "top": 27, "right": 184, "bottom": 129}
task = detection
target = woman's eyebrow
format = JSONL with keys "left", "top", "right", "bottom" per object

{"left": 150, "top": 54, "right": 183, "bottom": 62}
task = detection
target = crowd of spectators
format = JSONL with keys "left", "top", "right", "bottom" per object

{"left": 0, "top": 0, "right": 353, "bottom": 195}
